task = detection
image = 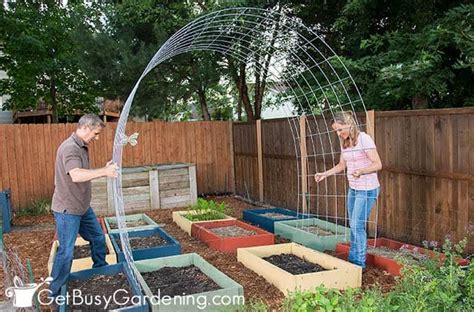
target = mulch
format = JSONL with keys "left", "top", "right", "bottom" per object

{"left": 1, "top": 195, "right": 397, "bottom": 311}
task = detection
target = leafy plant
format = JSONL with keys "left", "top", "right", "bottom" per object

{"left": 282, "top": 286, "right": 389, "bottom": 312}
{"left": 385, "top": 236, "right": 473, "bottom": 311}
{"left": 279, "top": 234, "right": 473, "bottom": 311}
{"left": 184, "top": 198, "right": 228, "bottom": 221}
{"left": 17, "top": 198, "right": 51, "bottom": 216}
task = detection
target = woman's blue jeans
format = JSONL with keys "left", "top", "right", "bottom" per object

{"left": 347, "top": 187, "right": 380, "bottom": 268}
{"left": 48, "top": 207, "right": 108, "bottom": 297}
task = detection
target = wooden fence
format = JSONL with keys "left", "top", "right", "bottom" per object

{"left": 233, "top": 107, "right": 474, "bottom": 252}
{"left": 0, "top": 107, "right": 472, "bottom": 251}
{"left": 0, "top": 121, "right": 234, "bottom": 209}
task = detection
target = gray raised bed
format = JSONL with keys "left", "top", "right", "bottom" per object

{"left": 134, "top": 253, "right": 244, "bottom": 311}
{"left": 275, "top": 218, "right": 350, "bottom": 251}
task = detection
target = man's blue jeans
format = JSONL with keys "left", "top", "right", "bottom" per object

{"left": 347, "top": 187, "right": 380, "bottom": 268}
{"left": 48, "top": 207, "right": 108, "bottom": 297}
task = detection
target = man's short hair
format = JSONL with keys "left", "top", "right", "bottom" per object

{"left": 78, "top": 114, "right": 105, "bottom": 129}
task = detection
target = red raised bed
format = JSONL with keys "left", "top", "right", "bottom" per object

{"left": 335, "top": 237, "right": 469, "bottom": 276}
{"left": 191, "top": 219, "right": 274, "bottom": 253}
{"left": 53, "top": 217, "right": 107, "bottom": 240}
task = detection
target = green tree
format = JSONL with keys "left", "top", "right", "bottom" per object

{"left": 0, "top": 1, "right": 98, "bottom": 123}
{"left": 334, "top": 1, "right": 474, "bottom": 109}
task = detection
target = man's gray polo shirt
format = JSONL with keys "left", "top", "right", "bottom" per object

{"left": 51, "top": 133, "right": 91, "bottom": 215}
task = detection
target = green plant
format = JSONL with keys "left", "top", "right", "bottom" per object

{"left": 385, "top": 236, "right": 473, "bottom": 311}
{"left": 282, "top": 286, "right": 389, "bottom": 312}
{"left": 17, "top": 198, "right": 50, "bottom": 216}
{"left": 280, "top": 234, "right": 473, "bottom": 311}
{"left": 184, "top": 198, "right": 228, "bottom": 221}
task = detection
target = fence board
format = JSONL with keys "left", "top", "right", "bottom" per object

{"left": 234, "top": 107, "right": 474, "bottom": 252}
{"left": 0, "top": 121, "right": 233, "bottom": 210}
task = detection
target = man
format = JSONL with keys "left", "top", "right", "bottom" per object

{"left": 48, "top": 114, "right": 118, "bottom": 298}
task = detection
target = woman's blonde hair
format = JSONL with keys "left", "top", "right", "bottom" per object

{"left": 333, "top": 111, "right": 360, "bottom": 149}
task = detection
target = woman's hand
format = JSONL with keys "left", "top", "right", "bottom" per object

{"left": 314, "top": 172, "right": 327, "bottom": 183}
{"left": 352, "top": 170, "right": 362, "bottom": 179}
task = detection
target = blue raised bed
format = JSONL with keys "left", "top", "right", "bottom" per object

{"left": 110, "top": 227, "right": 181, "bottom": 262}
{"left": 59, "top": 262, "right": 148, "bottom": 311}
{"left": 242, "top": 208, "right": 312, "bottom": 233}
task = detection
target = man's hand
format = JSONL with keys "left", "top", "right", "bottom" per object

{"left": 104, "top": 161, "right": 119, "bottom": 178}
{"left": 314, "top": 172, "right": 327, "bottom": 183}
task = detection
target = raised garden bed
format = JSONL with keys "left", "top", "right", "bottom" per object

{"left": 134, "top": 253, "right": 244, "bottom": 312}
{"left": 275, "top": 218, "right": 350, "bottom": 251}
{"left": 237, "top": 243, "right": 361, "bottom": 295}
{"left": 242, "top": 208, "right": 312, "bottom": 233}
{"left": 105, "top": 213, "right": 159, "bottom": 233}
{"left": 335, "top": 237, "right": 470, "bottom": 276}
{"left": 191, "top": 219, "right": 274, "bottom": 252}
{"left": 91, "top": 163, "right": 198, "bottom": 214}
{"left": 60, "top": 262, "right": 148, "bottom": 311}
{"left": 172, "top": 210, "right": 235, "bottom": 236}
{"left": 110, "top": 227, "right": 181, "bottom": 262}
{"left": 53, "top": 217, "right": 107, "bottom": 240}
{"left": 48, "top": 236, "right": 117, "bottom": 274}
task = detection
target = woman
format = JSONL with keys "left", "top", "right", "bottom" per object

{"left": 314, "top": 111, "right": 382, "bottom": 269}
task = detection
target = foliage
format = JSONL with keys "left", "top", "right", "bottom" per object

{"left": 335, "top": 2, "right": 474, "bottom": 110}
{"left": 184, "top": 198, "right": 228, "bottom": 221}
{"left": 385, "top": 236, "right": 473, "bottom": 311}
{"left": 278, "top": 236, "right": 473, "bottom": 312}
{"left": 0, "top": 1, "right": 99, "bottom": 122}
{"left": 17, "top": 198, "right": 51, "bottom": 216}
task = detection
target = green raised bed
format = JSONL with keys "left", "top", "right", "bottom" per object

{"left": 275, "top": 218, "right": 350, "bottom": 251}
{"left": 134, "top": 253, "right": 244, "bottom": 311}
{"left": 105, "top": 213, "right": 158, "bottom": 233}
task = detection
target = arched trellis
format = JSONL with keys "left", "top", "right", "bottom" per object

{"left": 111, "top": 7, "right": 375, "bottom": 283}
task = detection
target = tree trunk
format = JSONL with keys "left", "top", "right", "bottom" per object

{"left": 239, "top": 63, "right": 254, "bottom": 121}
{"left": 412, "top": 95, "right": 428, "bottom": 109}
{"left": 197, "top": 87, "right": 210, "bottom": 121}
{"left": 228, "top": 57, "right": 254, "bottom": 121}
{"left": 50, "top": 77, "right": 58, "bottom": 123}
{"left": 237, "top": 97, "right": 242, "bottom": 121}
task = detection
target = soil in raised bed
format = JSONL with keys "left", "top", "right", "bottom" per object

{"left": 117, "top": 234, "right": 168, "bottom": 251}
{"left": 68, "top": 273, "right": 138, "bottom": 311}
{"left": 263, "top": 254, "right": 328, "bottom": 275}
{"left": 73, "top": 245, "right": 91, "bottom": 259}
{"left": 109, "top": 219, "right": 149, "bottom": 229}
{"left": 303, "top": 225, "right": 335, "bottom": 236}
{"left": 260, "top": 212, "right": 292, "bottom": 220}
{"left": 141, "top": 265, "right": 221, "bottom": 298}
{"left": 209, "top": 225, "right": 257, "bottom": 237}
{"left": 367, "top": 246, "right": 428, "bottom": 265}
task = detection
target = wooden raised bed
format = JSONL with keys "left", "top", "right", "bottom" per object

{"left": 335, "top": 237, "right": 470, "bottom": 276}
{"left": 91, "top": 163, "right": 198, "bottom": 215}
{"left": 134, "top": 253, "right": 244, "bottom": 312}
{"left": 48, "top": 236, "right": 116, "bottom": 274}
{"left": 238, "top": 243, "right": 361, "bottom": 295}
{"left": 242, "top": 208, "right": 312, "bottom": 232}
{"left": 191, "top": 219, "right": 274, "bottom": 252}
{"left": 275, "top": 218, "right": 350, "bottom": 251}
{"left": 60, "top": 262, "right": 148, "bottom": 311}
{"left": 172, "top": 210, "right": 235, "bottom": 236}
{"left": 110, "top": 227, "right": 181, "bottom": 262}
{"left": 105, "top": 213, "right": 159, "bottom": 233}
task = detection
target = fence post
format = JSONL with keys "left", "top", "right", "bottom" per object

{"left": 366, "top": 110, "right": 377, "bottom": 236}
{"left": 256, "top": 119, "right": 264, "bottom": 202}
{"left": 299, "top": 115, "right": 308, "bottom": 213}
{"left": 228, "top": 120, "right": 236, "bottom": 194}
